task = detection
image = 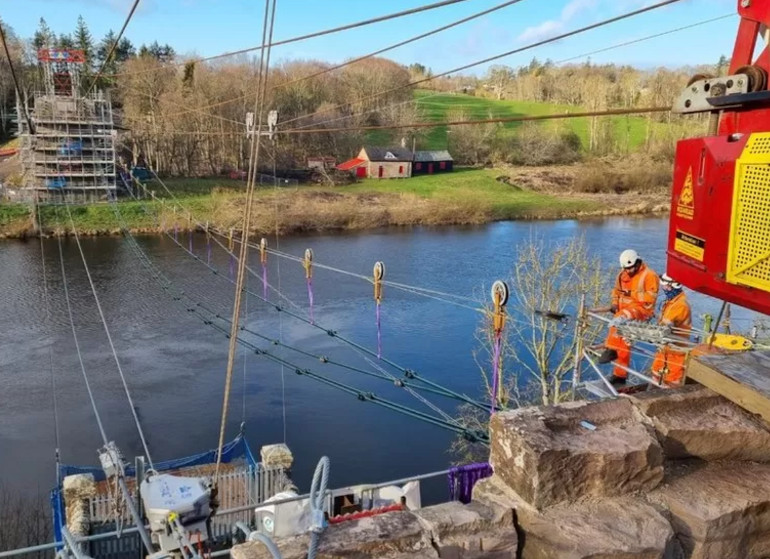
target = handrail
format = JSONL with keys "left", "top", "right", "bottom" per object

{"left": 0, "top": 467, "right": 454, "bottom": 558}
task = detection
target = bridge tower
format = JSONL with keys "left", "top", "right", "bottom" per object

{"left": 17, "top": 48, "right": 117, "bottom": 202}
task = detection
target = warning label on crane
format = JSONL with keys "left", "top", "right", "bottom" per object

{"left": 676, "top": 167, "right": 695, "bottom": 219}
{"left": 674, "top": 230, "right": 705, "bottom": 261}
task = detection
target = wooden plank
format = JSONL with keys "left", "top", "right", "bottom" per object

{"left": 687, "top": 351, "right": 770, "bottom": 423}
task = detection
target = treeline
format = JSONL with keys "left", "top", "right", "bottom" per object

{"left": 118, "top": 56, "right": 415, "bottom": 175}
{"left": 2, "top": 15, "right": 719, "bottom": 175}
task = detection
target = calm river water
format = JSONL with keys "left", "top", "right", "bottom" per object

{"left": 0, "top": 217, "right": 756, "bottom": 496}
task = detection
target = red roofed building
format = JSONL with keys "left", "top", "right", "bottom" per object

{"left": 337, "top": 146, "right": 413, "bottom": 179}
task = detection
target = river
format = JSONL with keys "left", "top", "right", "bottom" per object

{"left": 0, "top": 217, "right": 758, "bottom": 497}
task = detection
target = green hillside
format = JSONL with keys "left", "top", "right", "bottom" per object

{"left": 411, "top": 90, "right": 653, "bottom": 151}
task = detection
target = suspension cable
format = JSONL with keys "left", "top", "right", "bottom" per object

{"left": 109, "top": 190, "right": 488, "bottom": 413}
{"left": 86, "top": 0, "right": 141, "bottom": 95}
{"left": 38, "top": 201, "right": 61, "bottom": 468}
{"left": 57, "top": 229, "right": 109, "bottom": 446}
{"left": 159, "top": 0, "right": 526, "bottom": 123}
{"left": 111, "top": 0, "right": 475, "bottom": 80}
{"left": 122, "top": 160, "right": 491, "bottom": 405}
{"left": 279, "top": 0, "right": 684, "bottom": 128}
{"left": 110, "top": 200, "right": 482, "bottom": 441}
{"left": 153, "top": 106, "right": 672, "bottom": 137}
{"left": 61, "top": 199, "right": 155, "bottom": 469}
{"left": 0, "top": 21, "right": 34, "bottom": 134}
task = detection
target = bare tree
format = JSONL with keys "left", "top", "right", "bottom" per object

{"left": 453, "top": 236, "right": 608, "bottom": 461}
{"left": 486, "top": 65, "right": 515, "bottom": 100}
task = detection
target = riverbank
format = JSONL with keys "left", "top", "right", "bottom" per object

{"left": 0, "top": 168, "right": 670, "bottom": 239}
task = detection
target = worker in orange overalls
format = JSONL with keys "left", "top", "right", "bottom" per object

{"left": 651, "top": 273, "right": 692, "bottom": 387}
{"left": 596, "top": 249, "right": 660, "bottom": 385}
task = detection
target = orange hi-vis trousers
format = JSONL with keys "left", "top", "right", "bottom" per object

{"left": 651, "top": 346, "right": 687, "bottom": 387}
{"left": 605, "top": 307, "right": 655, "bottom": 379}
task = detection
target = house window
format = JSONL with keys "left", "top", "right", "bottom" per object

{"left": 440, "top": 161, "right": 446, "bottom": 170}
{"left": 415, "top": 162, "right": 422, "bottom": 170}
{"left": 399, "top": 165, "right": 404, "bottom": 175}
{"left": 385, "top": 152, "right": 396, "bottom": 160}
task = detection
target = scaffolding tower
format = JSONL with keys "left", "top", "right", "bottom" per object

{"left": 17, "top": 48, "right": 117, "bottom": 202}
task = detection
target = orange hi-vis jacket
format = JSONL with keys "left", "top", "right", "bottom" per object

{"left": 652, "top": 291, "right": 692, "bottom": 385}
{"left": 659, "top": 292, "right": 692, "bottom": 337}
{"left": 611, "top": 263, "right": 659, "bottom": 321}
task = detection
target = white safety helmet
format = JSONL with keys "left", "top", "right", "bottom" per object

{"left": 660, "top": 273, "right": 682, "bottom": 290}
{"left": 619, "top": 249, "right": 640, "bottom": 269}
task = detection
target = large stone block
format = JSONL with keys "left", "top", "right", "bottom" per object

{"left": 473, "top": 476, "right": 676, "bottom": 559}
{"left": 628, "top": 385, "right": 770, "bottom": 462}
{"left": 414, "top": 500, "right": 517, "bottom": 558}
{"left": 489, "top": 398, "right": 664, "bottom": 508}
{"left": 231, "top": 510, "right": 429, "bottom": 559}
{"left": 652, "top": 462, "right": 770, "bottom": 559}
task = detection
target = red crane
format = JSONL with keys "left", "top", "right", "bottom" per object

{"left": 667, "top": 0, "right": 770, "bottom": 316}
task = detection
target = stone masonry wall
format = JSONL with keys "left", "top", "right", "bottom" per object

{"left": 231, "top": 385, "right": 770, "bottom": 559}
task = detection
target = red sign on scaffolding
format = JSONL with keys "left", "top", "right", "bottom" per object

{"left": 37, "top": 48, "right": 86, "bottom": 63}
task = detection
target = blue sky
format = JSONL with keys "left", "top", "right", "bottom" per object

{"left": 3, "top": 0, "right": 737, "bottom": 74}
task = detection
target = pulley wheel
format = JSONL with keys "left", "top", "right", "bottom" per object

{"left": 735, "top": 65, "right": 767, "bottom": 92}
{"left": 687, "top": 73, "right": 714, "bottom": 87}
{"left": 491, "top": 280, "right": 509, "bottom": 307}
{"left": 373, "top": 261, "right": 385, "bottom": 281}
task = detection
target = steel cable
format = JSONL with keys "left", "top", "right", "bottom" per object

{"left": 62, "top": 199, "right": 155, "bottom": 469}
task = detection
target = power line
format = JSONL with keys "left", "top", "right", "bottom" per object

{"left": 141, "top": 105, "right": 671, "bottom": 137}
{"left": 0, "top": 21, "right": 34, "bottom": 134}
{"left": 279, "top": 106, "right": 670, "bottom": 134}
{"left": 130, "top": 11, "right": 723, "bottom": 134}
{"left": 86, "top": 0, "right": 141, "bottom": 95}
{"left": 159, "top": 0, "right": 527, "bottom": 123}
{"left": 279, "top": 0, "right": 685, "bottom": 128}
{"left": 110, "top": 0, "right": 475, "bottom": 79}
{"left": 552, "top": 13, "right": 732, "bottom": 66}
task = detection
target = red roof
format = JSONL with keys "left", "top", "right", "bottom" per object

{"left": 337, "top": 158, "right": 366, "bottom": 171}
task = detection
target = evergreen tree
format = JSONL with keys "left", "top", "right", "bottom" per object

{"left": 57, "top": 34, "right": 75, "bottom": 49}
{"left": 139, "top": 41, "right": 175, "bottom": 62}
{"left": 74, "top": 15, "right": 94, "bottom": 68}
{"left": 32, "top": 17, "right": 55, "bottom": 50}
{"left": 97, "top": 30, "right": 117, "bottom": 68}
{"left": 116, "top": 37, "right": 136, "bottom": 62}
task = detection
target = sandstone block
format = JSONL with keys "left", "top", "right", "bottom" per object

{"left": 415, "top": 500, "right": 517, "bottom": 558}
{"left": 231, "top": 510, "right": 429, "bottom": 559}
{"left": 490, "top": 399, "right": 663, "bottom": 508}
{"left": 474, "top": 476, "right": 675, "bottom": 559}
{"left": 627, "top": 385, "right": 770, "bottom": 462}
{"left": 517, "top": 498, "right": 676, "bottom": 559}
{"left": 652, "top": 462, "right": 770, "bottom": 559}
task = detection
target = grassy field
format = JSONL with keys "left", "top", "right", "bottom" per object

{"left": 412, "top": 89, "right": 653, "bottom": 151}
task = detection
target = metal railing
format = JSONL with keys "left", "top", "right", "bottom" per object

{"left": 0, "top": 467, "right": 457, "bottom": 559}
